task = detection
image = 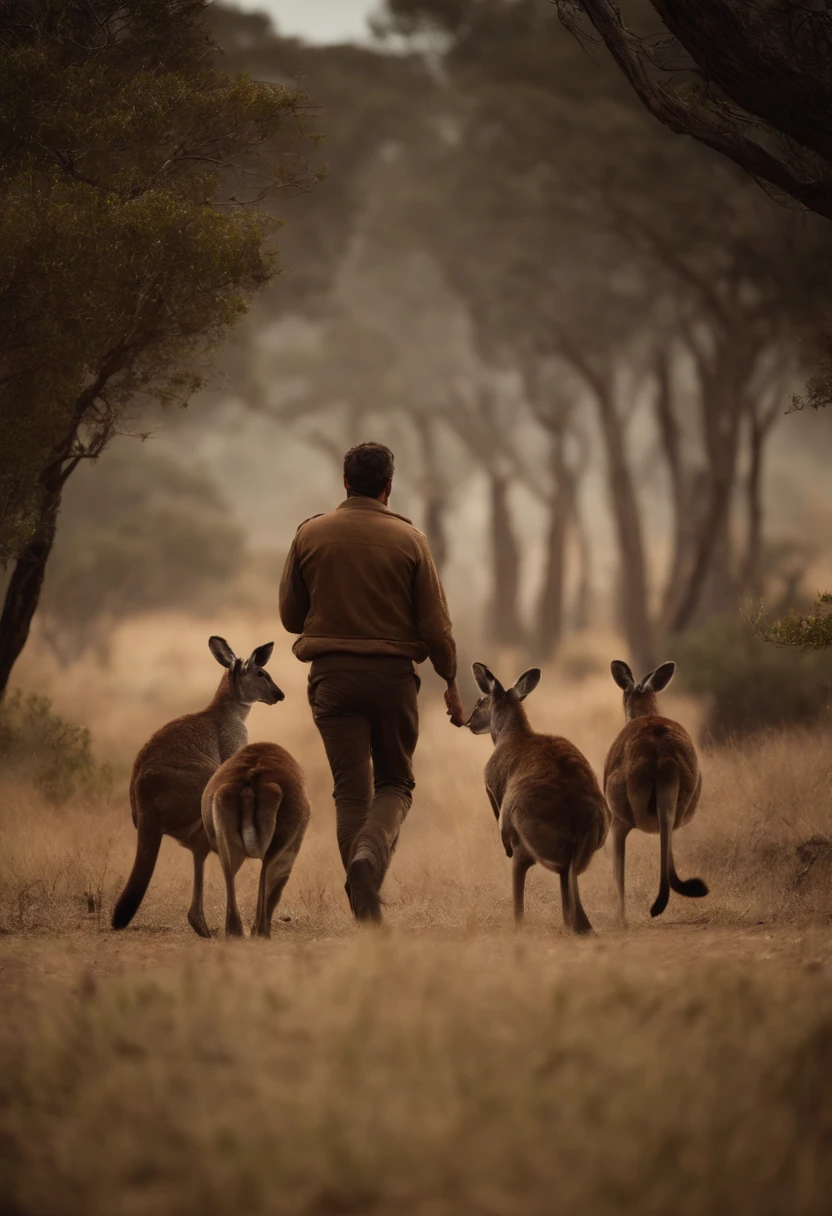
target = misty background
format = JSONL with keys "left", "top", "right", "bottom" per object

{"left": 32, "top": 0, "right": 832, "bottom": 739}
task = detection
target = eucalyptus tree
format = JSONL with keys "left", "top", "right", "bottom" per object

{"left": 0, "top": 0, "right": 319, "bottom": 695}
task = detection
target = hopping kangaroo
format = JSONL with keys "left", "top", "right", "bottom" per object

{"left": 111, "top": 637, "right": 284, "bottom": 936}
{"left": 605, "top": 660, "right": 708, "bottom": 921}
{"left": 465, "top": 663, "right": 608, "bottom": 935}
{"left": 201, "top": 742, "right": 310, "bottom": 938}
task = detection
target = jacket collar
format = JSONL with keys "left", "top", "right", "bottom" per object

{"left": 337, "top": 496, "right": 390, "bottom": 514}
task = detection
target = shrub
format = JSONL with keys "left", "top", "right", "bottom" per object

{"left": 0, "top": 692, "right": 113, "bottom": 804}
{"left": 674, "top": 616, "right": 832, "bottom": 742}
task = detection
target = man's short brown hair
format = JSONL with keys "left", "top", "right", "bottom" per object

{"left": 344, "top": 442, "right": 395, "bottom": 498}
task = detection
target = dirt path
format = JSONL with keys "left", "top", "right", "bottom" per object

{"left": 1, "top": 917, "right": 829, "bottom": 999}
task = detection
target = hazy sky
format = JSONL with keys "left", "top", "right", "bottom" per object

{"left": 232, "top": 1, "right": 377, "bottom": 43}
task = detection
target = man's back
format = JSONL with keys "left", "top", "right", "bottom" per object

{"left": 279, "top": 494, "right": 456, "bottom": 680}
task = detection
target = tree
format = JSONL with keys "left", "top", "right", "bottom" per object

{"left": 551, "top": 1, "right": 832, "bottom": 641}
{"left": 0, "top": 0, "right": 318, "bottom": 696}
{"left": 557, "top": 2, "right": 832, "bottom": 222}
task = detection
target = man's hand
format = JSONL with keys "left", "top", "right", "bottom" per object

{"left": 445, "top": 681, "right": 466, "bottom": 728}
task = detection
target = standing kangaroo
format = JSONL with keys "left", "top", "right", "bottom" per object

{"left": 605, "top": 660, "right": 708, "bottom": 922}
{"left": 111, "top": 637, "right": 284, "bottom": 936}
{"left": 201, "top": 741, "right": 310, "bottom": 938}
{"left": 465, "top": 663, "right": 609, "bottom": 935}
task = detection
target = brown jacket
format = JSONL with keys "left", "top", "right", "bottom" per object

{"left": 279, "top": 496, "right": 457, "bottom": 681}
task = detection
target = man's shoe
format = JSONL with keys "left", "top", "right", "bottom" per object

{"left": 346, "top": 857, "right": 382, "bottom": 924}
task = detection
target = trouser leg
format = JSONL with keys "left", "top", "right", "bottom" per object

{"left": 351, "top": 672, "right": 419, "bottom": 886}
{"left": 313, "top": 708, "right": 373, "bottom": 873}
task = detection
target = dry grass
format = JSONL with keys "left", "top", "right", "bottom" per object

{"left": 1, "top": 612, "right": 832, "bottom": 1214}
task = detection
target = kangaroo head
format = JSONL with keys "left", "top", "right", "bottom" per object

{"left": 209, "top": 636, "right": 285, "bottom": 706}
{"left": 465, "top": 663, "right": 541, "bottom": 738}
{"left": 611, "top": 659, "right": 675, "bottom": 721}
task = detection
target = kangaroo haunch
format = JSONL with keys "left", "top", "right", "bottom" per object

{"left": 202, "top": 741, "right": 310, "bottom": 939}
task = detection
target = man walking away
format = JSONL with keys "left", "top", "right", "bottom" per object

{"left": 279, "top": 442, "right": 465, "bottom": 923}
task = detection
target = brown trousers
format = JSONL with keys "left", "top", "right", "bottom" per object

{"left": 308, "top": 655, "right": 419, "bottom": 883}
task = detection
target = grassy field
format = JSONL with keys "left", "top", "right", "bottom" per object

{"left": 1, "top": 614, "right": 832, "bottom": 1215}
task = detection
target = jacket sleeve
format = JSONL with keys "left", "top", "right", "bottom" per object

{"left": 413, "top": 535, "right": 458, "bottom": 683}
{"left": 279, "top": 533, "right": 310, "bottom": 635}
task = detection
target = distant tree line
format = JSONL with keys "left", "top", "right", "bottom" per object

{"left": 208, "top": 0, "right": 832, "bottom": 670}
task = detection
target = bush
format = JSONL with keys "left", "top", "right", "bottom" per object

{"left": 0, "top": 692, "right": 113, "bottom": 804}
{"left": 674, "top": 616, "right": 832, "bottom": 742}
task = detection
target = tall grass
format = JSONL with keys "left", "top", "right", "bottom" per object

{"left": 1, "top": 613, "right": 831, "bottom": 1215}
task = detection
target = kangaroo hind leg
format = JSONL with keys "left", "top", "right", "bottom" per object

{"left": 568, "top": 855, "right": 593, "bottom": 936}
{"left": 187, "top": 836, "right": 212, "bottom": 939}
{"left": 512, "top": 848, "right": 534, "bottom": 927}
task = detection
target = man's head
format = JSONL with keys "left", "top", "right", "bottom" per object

{"left": 343, "top": 442, "right": 395, "bottom": 503}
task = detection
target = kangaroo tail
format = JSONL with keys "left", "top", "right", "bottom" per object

{"left": 651, "top": 759, "right": 680, "bottom": 919}
{"left": 239, "top": 785, "right": 260, "bottom": 858}
{"left": 112, "top": 819, "right": 162, "bottom": 929}
{"left": 240, "top": 780, "right": 282, "bottom": 860}
{"left": 670, "top": 872, "right": 709, "bottom": 898}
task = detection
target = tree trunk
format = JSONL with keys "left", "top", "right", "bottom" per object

{"left": 570, "top": 505, "right": 593, "bottom": 632}
{"left": 653, "top": 347, "right": 693, "bottom": 627}
{"left": 669, "top": 386, "right": 744, "bottom": 633}
{"left": 741, "top": 418, "right": 766, "bottom": 601}
{"left": 423, "top": 493, "right": 449, "bottom": 576}
{"left": 0, "top": 482, "right": 63, "bottom": 697}
{"left": 533, "top": 432, "right": 573, "bottom": 661}
{"left": 669, "top": 328, "right": 752, "bottom": 634}
{"left": 414, "top": 413, "right": 449, "bottom": 576}
{"left": 592, "top": 379, "right": 654, "bottom": 672}
{"left": 487, "top": 471, "right": 525, "bottom": 647}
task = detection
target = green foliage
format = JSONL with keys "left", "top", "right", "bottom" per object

{"left": 675, "top": 616, "right": 832, "bottom": 741}
{"left": 751, "top": 594, "right": 832, "bottom": 652}
{"left": 0, "top": 0, "right": 319, "bottom": 563}
{"left": 0, "top": 691, "right": 112, "bottom": 804}
{"left": 39, "top": 445, "right": 244, "bottom": 664}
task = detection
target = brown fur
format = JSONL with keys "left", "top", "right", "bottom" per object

{"left": 467, "top": 664, "right": 609, "bottom": 935}
{"left": 605, "top": 660, "right": 707, "bottom": 921}
{"left": 111, "top": 637, "right": 283, "bottom": 937}
{"left": 202, "top": 742, "right": 310, "bottom": 938}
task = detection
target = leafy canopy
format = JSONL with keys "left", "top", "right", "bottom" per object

{"left": 0, "top": 0, "right": 319, "bottom": 562}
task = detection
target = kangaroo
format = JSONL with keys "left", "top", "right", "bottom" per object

{"left": 605, "top": 660, "right": 708, "bottom": 922}
{"left": 111, "top": 637, "right": 284, "bottom": 936}
{"left": 465, "top": 663, "right": 608, "bottom": 935}
{"left": 201, "top": 741, "right": 310, "bottom": 938}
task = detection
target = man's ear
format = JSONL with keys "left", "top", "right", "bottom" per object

{"left": 472, "top": 662, "right": 500, "bottom": 695}
{"left": 512, "top": 668, "right": 541, "bottom": 701}
{"left": 641, "top": 661, "right": 676, "bottom": 693}
{"left": 209, "top": 636, "right": 237, "bottom": 669}
{"left": 611, "top": 660, "right": 635, "bottom": 692}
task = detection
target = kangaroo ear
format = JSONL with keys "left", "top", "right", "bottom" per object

{"left": 248, "top": 642, "right": 274, "bottom": 670}
{"left": 472, "top": 662, "right": 500, "bottom": 695}
{"left": 641, "top": 661, "right": 676, "bottom": 693}
{"left": 209, "top": 636, "right": 237, "bottom": 669}
{"left": 512, "top": 668, "right": 541, "bottom": 701}
{"left": 610, "top": 660, "right": 635, "bottom": 692}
